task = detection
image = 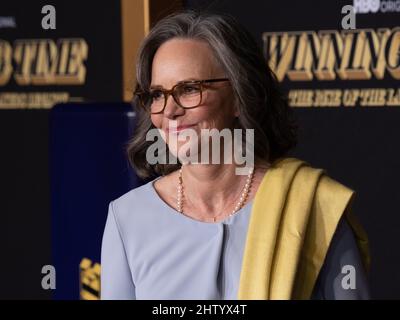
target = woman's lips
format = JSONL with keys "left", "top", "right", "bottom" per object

{"left": 165, "top": 124, "right": 196, "bottom": 133}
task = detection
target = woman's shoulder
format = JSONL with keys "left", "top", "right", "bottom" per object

{"left": 271, "top": 157, "right": 353, "bottom": 189}
{"left": 109, "top": 177, "right": 160, "bottom": 222}
{"left": 115, "top": 179, "right": 156, "bottom": 202}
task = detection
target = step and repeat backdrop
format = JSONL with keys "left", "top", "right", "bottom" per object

{"left": 1, "top": 0, "right": 399, "bottom": 299}
{"left": 0, "top": 0, "right": 150, "bottom": 299}
{"left": 0, "top": 3, "right": 122, "bottom": 108}
{"left": 0, "top": 0, "right": 150, "bottom": 108}
{"left": 185, "top": 0, "right": 400, "bottom": 298}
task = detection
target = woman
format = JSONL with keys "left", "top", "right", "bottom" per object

{"left": 101, "top": 11, "right": 370, "bottom": 300}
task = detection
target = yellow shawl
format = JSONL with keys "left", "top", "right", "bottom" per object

{"left": 237, "top": 157, "right": 370, "bottom": 300}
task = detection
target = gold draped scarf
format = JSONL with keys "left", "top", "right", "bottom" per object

{"left": 237, "top": 157, "right": 370, "bottom": 300}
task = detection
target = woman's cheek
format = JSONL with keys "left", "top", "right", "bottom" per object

{"left": 150, "top": 115, "right": 162, "bottom": 129}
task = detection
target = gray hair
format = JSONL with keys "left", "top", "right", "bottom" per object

{"left": 127, "top": 10, "right": 297, "bottom": 179}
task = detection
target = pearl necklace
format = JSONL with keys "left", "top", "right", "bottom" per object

{"left": 177, "top": 166, "right": 255, "bottom": 222}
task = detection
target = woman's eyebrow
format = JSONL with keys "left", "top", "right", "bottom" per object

{"left": 150, "top": 78, "right": 201, "bottom": 89}
{"left": 177, "top": 77, "right": 200, "bottom": 84}
{"left": 149, "top": 84, "right": 163, "bottom": 89}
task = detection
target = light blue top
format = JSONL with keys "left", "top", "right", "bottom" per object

{"left": 101, "top": 176, "right": 370, "bottom": 300}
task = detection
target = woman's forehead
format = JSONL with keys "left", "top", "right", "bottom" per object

{"left": 151, "top": 38, "right": 223, "bottom": 86}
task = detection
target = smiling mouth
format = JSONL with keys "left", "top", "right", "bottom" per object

{"left": 165, "top": 124, "right": 196, "bottom": 133}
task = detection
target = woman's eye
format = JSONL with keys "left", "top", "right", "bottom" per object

{"left": 182, "top": 85, "right": 200, "bottom": 94}
{"left": 150, "top": 90, "right": 163, "bottom": 100}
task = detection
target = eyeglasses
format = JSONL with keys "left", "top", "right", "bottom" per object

{"left": 134, "top": 78, "right": 230, "bottom": 114}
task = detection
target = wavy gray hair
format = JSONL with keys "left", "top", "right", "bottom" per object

{"left": 127, "top": 10, "right": 297, "bottom": 179}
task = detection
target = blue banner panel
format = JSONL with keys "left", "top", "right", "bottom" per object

{"left": 50, "top": 103, "right": 144, "bottom": 299}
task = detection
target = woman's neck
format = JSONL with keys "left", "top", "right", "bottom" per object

{"left": 179, "top": 162, "right": 254, "bottom": 219}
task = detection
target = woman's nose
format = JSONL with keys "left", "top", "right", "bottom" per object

{"left": 163, "top": 94, "right": 184, "bottom": 119}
